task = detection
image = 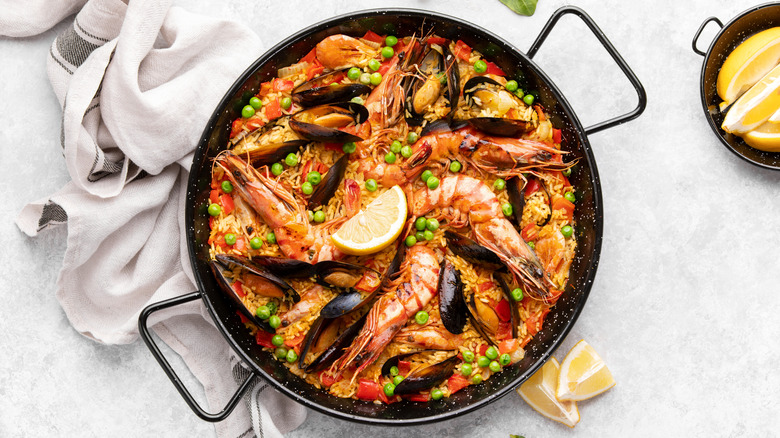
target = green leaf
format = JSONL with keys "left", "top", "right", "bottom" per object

{"left": 499, "top": 0, "right": 537, "bottom": 16}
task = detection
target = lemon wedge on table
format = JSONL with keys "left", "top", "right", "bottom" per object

{"left": 721, "top": 63, "right": 780, "bottom": 134}
{"left": 742, "top": 121, "right": 780, "bottom": 152}
{"left": 331, "top": 185, "right": 407, "bottom": 256}
{"left": 556, "top": 340, "right": 616, "bottom": 402}
{"left": 717, "top": 27, "right": 780, "bottom": 111}
{"left": 517, "top": 358, "right": 580, "bottom": 428}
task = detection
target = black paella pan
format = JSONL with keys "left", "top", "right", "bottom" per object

{"left": 139, "top": 6, "right": 646, "bottom": 425}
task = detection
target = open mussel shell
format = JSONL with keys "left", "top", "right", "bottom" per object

{"left": 466, "top": 292, "right": 499, "bottom": 347}
{"left": 393, "top": 355, "right": 459, "bottom": 396}
{"left": 380, "top": 350, "right": 436, "bottom": 377}
{"left": 381, "top": 241, "right": 406, "bottom": 290}
{"left": 506, "top": 176, "right": 526, "bottom": 228}
{"left": 289, "top": 102, "right": 368, "bottom": 143}
{"left": 246, "top": 140, "right": 309, "bottom": 168}
{"left": 250, "top": 256, "right": 314, "bottom": 278}
{"left": 494, "top": 274, "right": 519, "bottom": 339}
{"left": 404, "top": 47, "right": 445, "bottom": 126}
{"left": 303, "top": 312, "right": 368, "bottom": 373}
{"left": 313, "top": 260, "right": 379, "bottom": 289}
{"left": 438, "top": 260, "right": 467, "bottom": 335}
{"left": 209, "top": 260, "right": 274, "bottom": 332}
{"left": 215, "top": 254, "right": 301, "bottom": 303}
{"left": 442, "top": 44, "right": 460, "bottom": 120}
{"left": 444, "top": 230, "right": 505, "bottom": 271}
{"left": 462, "top": 76, "right": 533, "bottom": 137}
{"left": 526, "top": 175, "right": 552, "bottom": 227}
{"left": 292, "top": 69, "right": 371, "bottom": 107}
{"left": 307, "top": 153, "right": 348, "bottom": 209}
{"left": 419, "top": 119, "right": 468, "bottom": 138}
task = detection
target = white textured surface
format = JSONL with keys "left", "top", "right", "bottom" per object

{"left": 3, "top": 0, "right": 780, "bottom": 436}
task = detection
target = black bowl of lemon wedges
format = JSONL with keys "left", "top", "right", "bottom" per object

{"left": 693, "top": 3, "right": 780, "bottom": 170}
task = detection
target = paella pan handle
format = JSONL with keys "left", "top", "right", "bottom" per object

{"left": 138, "top": 291, "right": 258, "bottom": 422}
{"left": 691, "top": 17, "right": 723, "bottom": 56}
{"left": 526, "top": 6, "right": 647, "bottom": 135}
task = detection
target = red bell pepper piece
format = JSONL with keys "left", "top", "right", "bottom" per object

{"left": 355, "top": 270, "right": 381, "bottom": 293}
{"left": 236, "top": 310, "right": 249, "bottom": 325}
{"left": 209, "top": 189, "right": 220, "bottom": 205}
{"left": 272, "top": 78, "right": 294, "bottom": 92}
{"left": 306, "top": 60, "right": 324, "bottom": 80}
{"left": 426, "top": 36, "right": 447, "bottom": 45}
{"left": 300, "top": 47, "right": 317, "bottom": 65}
{"left": 498, "top": 338, "right": 519, "bottom": 355}
{"left": 258, "top": 81, "right": 273, "bottom": 97}
{"left": 407, "top": 393, "right": 430, "bottom": 402}
{"left": 521, "top": 223, "right": 538, "bottom": 241}
{"left": 496, "top": 322, "right": 512, "bottom": 340}
{"left": 484, "top": 61, "right": 505, "bottom": 76}
{"left": 245, "top": 116, "right": 265, "bottom": 131}
{"left": 495, "top": 298, "right": 511, "bottom": 322}
{"left": 453, "top": 40, "right": 472, "bottom": 62}
{"left": 552, "top": 128, "right": 562, "bottom": 144}
{"left": 265, "top": 98, "right": 282, "bottom": 120}
{"left": 230, "top": 119, "right": 243, "bottom": 139}
{"left": 478, "top": 344, "right": 489, "bottom": 357}
{"left": 447, "top": 374, "right": 470, "bottom": 394}
{"left": 323, "top": 142, "right": 343, "bottom": 151}
{"left": 234, "top": 237, "right": 247, "bottom": 252}
{"left": 232, "top": 280, "right": 246, "bottom": 298}
{"left": 319, "top": 371, "right": 339, "bottom": 387}
{"left": 398, "top": 360, "right": 412, "bottom": 376}
{"left": 478, "top": 281, "right": 495, "bottom": 293}
{"left": 220, "top": 194, "right": 235, "bottom": 215}
{"left": 362, "top": 30, "right": 384, "bottom": 43}
{"left": 356, "top": 379, "right": 381, "bottom": 400}
{"left": 524, "top": 178, "right": 541, "bottom": 197}
{"left": 255, "top": 329, "right": 275, "bottom": 348}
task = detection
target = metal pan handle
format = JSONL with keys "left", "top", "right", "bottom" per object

{"left": 138, "top": 291, "right": 258, "bottom": 422}
{"left": 527, "top": 6, "right": 647, "bottom": 135}
{"left": 692, "top": 16, "right": 723, "bottom": 56}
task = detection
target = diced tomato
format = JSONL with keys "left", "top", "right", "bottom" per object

{"left": 407, "top": 393, "right": 430, "bottom": 402}
{"left": 484, "top": 61, "right": 505, "bottom": 76}
{"left": 524, "top": 178, "right": 541, "bottom": 196}
{"left": 220, "top": 194, "right": 235, "bottom": 215}
{"left": 356, "top": 379, "right": 381, "bottom": 401}
{"left": 265, "top": 98, "right": 282, "bottom": 120}
{"left": 258, "top": 81, "right": 273, "bottom": 97}
{"left": 300, "top": 47, "right": 317, "bottom": 65}
{"left": 521, "top": 223, "right": 538, "bottom": 241}
{"left": 213, "top": 234, "right": 228, "bottom": 248}
{"left": 246, "top": 116, "right": 265, "bottom": 131}
{"left": 447, "top": 374, "right": 470, "bottom": 394}
{"left": 230, "top": 119, "right": 243, "bottom": 139}
{"left": 255, "top": 329, "right": 275, "bottom": 348}
{"left": 398, "top": 360, "right": 412, "bottom": 376}
{"left": 453, "top": 40, "right": 472, "bottom": 62}
{"left": 478, "top": 281, "right": 495, "bottom": 293}
{"left": 272, "top": 78, "right": 295, "bottom": 92}
{"left": 232, "top": 280, "right": 246, "bottom": 298}
{"left": 496, "top": 322, "right": 512, "bottom": 340}
{"left": 478, "top": 344, "right": 489, "bottom": 357}
{"left": 552, "top": 128, "right": 562, "bottom": 144}
{"left": 426, "top": 36, "right": 447, "bottom": 45}
{"left": 552, "top": 196, "right": 575, "bottom": 221}
{"left": 306, "top": 60, "right": 325, "bottom": 80}
{"left": 234, "top": 237, "right": 247, "bottom": 252}
{"left": 498, "top": 338, "right": 519, "bottom": 355}
{"left": 495, "top": 299, "right": 511, "bottom": 322}
{"left": 362, "top": 30, "right": 384, "bottom": 43}
{"left": 319, "top": 370, "right": 339, "bottom": 387}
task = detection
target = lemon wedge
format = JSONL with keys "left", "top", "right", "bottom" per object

{"left": 331, "top": 185, "right": 407, "bottom": 255}
{"left": 517, "top": 358, "right": 580, "bottom": 428}
{"left": 722, "top": 63, "right": 780, "bottom": 134}
{"left": 556, "top": 340, "right": 616, "bottom": 402}
{"left": 742, "top": 121, "right": 780, "bottom": 152}
{"left": 717, "top": 27, "right": 780, "bottom": 110}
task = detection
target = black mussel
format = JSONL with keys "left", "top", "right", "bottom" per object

{"left": 292, "top": 69, "right": 371, "bottom": 107}
{"left": 304, "top": 312, "right": 368, "bottom": 373}
{"left": 444, "top": 230, "right": 505, "bottom": 271}
{"left": 307, "top": 153, "right": 348, "bottom": 209}
{"left": 466, "top": 292, "right": 499, "bottom": 346}
{"left": 462, "top": 76, "right": 534, "bottom": 137}
{"left": 494, "top": 274, "right": 519, "bottom": 339}
{"left": 313, "top": 260, "right": 380, "bottom": 289}
{"left": 438, "top": 260, "right": 467, "bottom": 335}
{"left": 289, "top": 102, "right": 368, "bottom": 143}
{"left": 250, "top": 256, "right": 314, "bottom": 278}
{"left": 525, "top": 175, "right": 552, "bottom": 227}
{"left": 319, "top": 290, "right": 367, "bottom": 319}
{"left": 441, "top": 44, "right": 460, "bottom": 121}
{"left": 209, "top": 260, "right": 274, "bottom": 332}
{"left": 506, "top": 176, "right": 525, "bottom": 228}
{"left": 381, "top": 242, "right": 406, "bottom": 290}
{"left": 380, "top": 350, "right": 435, "bottom": 377}
{"left": 404, "top": 45, "right": 461, "bottom": 126}
{"left": 393, "top": 355, "right": 459, "bottom": 396}
{"left": 215, "top": 254, "right": 301, "bottom": 303}
{"left": 246, "top": 140, "right": 309, "bottom": 168}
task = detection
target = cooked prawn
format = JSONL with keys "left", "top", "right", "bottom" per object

{"left": 315, "top": 35, "right": 379, "bottom": 70}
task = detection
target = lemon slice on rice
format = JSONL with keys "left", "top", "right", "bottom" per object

{"left": 331, "top": 185, "right": 407, "bottom": 255}
{"left": 717, "top": 27, "right": 780, "bottom": 110}
{"left": 517, "top": 358, "right": 580, "bottom": 428}
{"left": 556, "top": 340, "right": 616, "bottom": 402}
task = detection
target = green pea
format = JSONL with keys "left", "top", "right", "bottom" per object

{"left": 407, "top": 132, "right": 419, "bottom": 143}
{"left": 384, "top": 382, "right": 395, "bottom": 397}
{"left": 562, "top": 167, "right": 572, "bottom": 177}
{"left": 393, "top": 375, "right": 404, "bottom": 386}
{"left": 313, "top": 211, "right": 326, "bottom": 223}
{"left": 493, "top": 178, "right": 506, "bottom": 191}
{"left": 220, "top": 181, "right": 233, "bottom": 193}
{"left": 505, "top": 80, "right": 519, "bottom": 92}
{"left": 501, "top": 203, "right": 513, "bottom": 216}
{"left": 385, "top": 35, "right": 398, "bottom": 47}
{"left": 359, "top": 72, "right": 372, "bottom": 84}
{"left": 389, "top": 365, "right": 399, "bottom": 376}
{"left": 271, "top": 162, "right": 283, "bottom": 176}
{"left": 561, "top": 225, "right": 574, "bottom": 238}
{"left": 241, "top": 105, "right": 255, "bottom": 118}
{"left": 224, "top": 233, "right": 237, "bottom": 245}
{"left": 461, "top": 363, "right": 473, "bottom": 376}
{"left": 473, "top": 60, "right": 487, "bottom": 73}
{"left": 405, "top": 235, "right": 417, "bottom": 247}
{"left": 390, "top": 140, "right": 402, "bottom": 154}
{"left": 471, "top": 374, "right": 483, "bottom": 384}
{"left": 301, "top": 182, "right": 313, "bottom": 195}
{"left": 365, "top": 179, "right": 378, "bottom": 192}
{"left": 284, "top": 153, "right": 298, "bottom": 167}
{"left": 485, "top": 346, "right": 499, "bottom": 360}
{"left": 275, "top": 347, "right": 288, "bottom": 359}
{"left": 421, "top": 170, "right": 433, "bottom": 183}
{"left": 415, "top": 310, "right": 429, "bottom": 324}
{"left": 564, "top": 191, "right": 576, "bottom": 203}
{"left": 307, "top": 171, "right": 322, "bottom": 185}
{"left": 489, "top": 360, "right": 501, "bottom": 373}
{"left": 350, "top": 96, "right": 364, "bottom": 105}
{"left": 415, "top": 217, "right": 427, "bottom": 231}
{"left": 415, "top": 231, "right": 426, "bottom": 242}
{"left": 250, "top": 237, "right": 263, "bottom": 250}
{"left": 381, "top": 46, "right": 394, "bottom": 58}
{"left": 307, "top": 210, "right": 314, "bottom": 222}
{"left": 511, "top": 287, "right": 523, "bottom": 302}
{"left": 342, "top": 142, "right": 357, "bottom": 153}
{"left": 249, "top": 96, "right": 263, "bottom": 109}
{"left": 266, "top": 302, "right": 277, "bottom": 315}
{"left": 281, "top": 97, "right": 292, "bottom": 110}
{"left": 499, "top": 353, "right": 511, "bottom": 366}
{"left": 347, "top": 67, "right": 362, "bottom": 80}
{"left": 400, "top": 145, "right": 412, "bottom": 158}
{"left": 426, "top": 176, "right": 440, "bottom": 190}
{"left": 271, "top": 335, "right": 284, "bottom": 347}
{"left": 449, "top": 161, "right": 462, "bottom": 172}
{"left": 286, "top": 349, "right": 298, "bottom": 363}
{"left": 384, "top": 151, "right": 396, "bottom": 163}
{"left": 462, "top": 351, "right": 475, "bottom": 363}
{"left": 528, "top": 241, "right": 535, "bottom": 250}
{"left": 515, "top": 89, "right": 525, "bottom": 99}
{"left": 436, "top": 71, "right": 447, "bottom": 85}
{"left": 423, "top": 230, "right": 434, "bottom": 241}
{"left": 266, "top": 232, "right": 277, "bottom": 244}
{"left": 431, "top": 389, "right": 444, "bottom": 400}
{"left": 208, "top": 203, "right": 221, "bottom": 217}
{"left": 425, "top": 218, "right": 439, "bottom": 231}
{"left": 268, "top": 315, "right": 281, "bottom": 329}
{"left": 368, "top": 59, "right": 381, "bottom": 71}
{"left": 523, "top": 94, "right": 535, "bottom": 105}
{"left": 370, "top": 72, "right": 383, "bottom": 85}
{"left": 256, "top": 305, "right": 271, "bottom": 320}
{"left": 477, "top": 356, "right": 490, "bottom": 368}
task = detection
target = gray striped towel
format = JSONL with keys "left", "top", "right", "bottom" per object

{"left": 6, "top": 0, "right": 306, "bottom": 436}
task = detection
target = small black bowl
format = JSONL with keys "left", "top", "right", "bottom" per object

{"left": 693, "top": 2, "right": 780, "bottom": 170}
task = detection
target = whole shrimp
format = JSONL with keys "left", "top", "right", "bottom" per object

{"left": 408, "top": 174, "right": 554, "bottom": 300}
{"left": 332, "top": 245, "right": 440, "bottom": 377}
{"left": 315, "top": 34, "right": 379, "bottom": 70}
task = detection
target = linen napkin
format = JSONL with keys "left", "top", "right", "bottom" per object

{"left": 6, "top": 0, "right": 307, "bottom": 436}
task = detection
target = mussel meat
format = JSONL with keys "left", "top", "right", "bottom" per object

{"left": 307, "top": 153, "right": 349, "bottom": 209}
{"left": 462, "top": 76, "right": 535, "bottom": 137}
{"left": 292, "top": 69, "right": 371, "bottom": 107}
{"left": 289, "top": 102, "right": 369, "bottom": 143}
{"left": 438, "top": 260, "right": 467, "bottom": 335}
{"left": 313, "top": 260, "right": 379, "bottom": 289}
{"left": 444, "top": 230, "right": 505, "bottom": 271}
{"left": 466, "top": 292, "right": 499, "bottom": 346}
{"left": 403, "top": 44, "right": 460, "bottom": 126}
{"left": 214, "top": 254, "right": 301, "bottom": 304}
{"left": 393, "top": 354, "right": 459, "bottom": 396}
